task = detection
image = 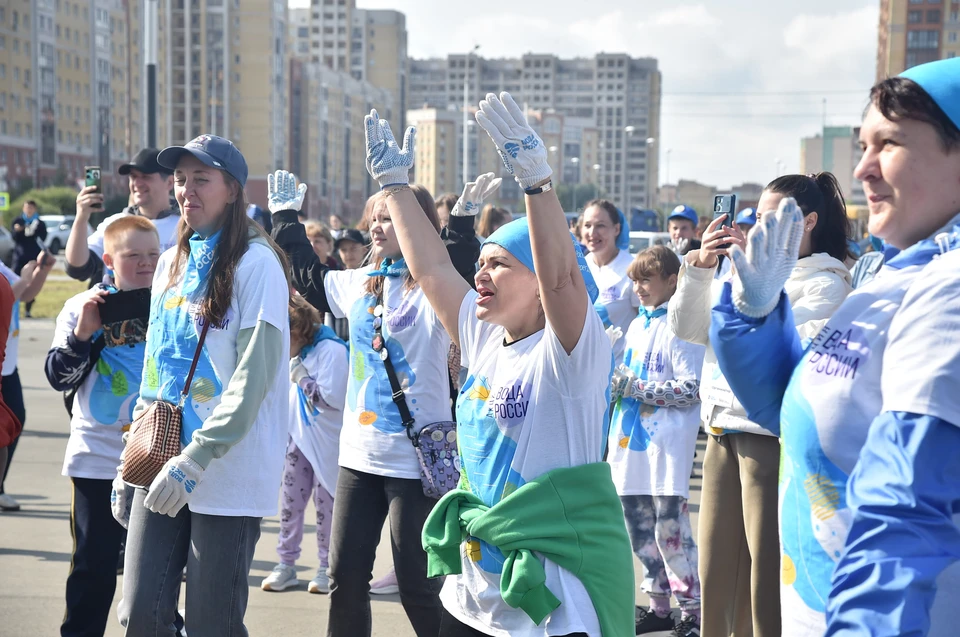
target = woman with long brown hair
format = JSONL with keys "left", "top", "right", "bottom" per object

{"left": 118, "top": 135, "right": 292, "bottom": 636}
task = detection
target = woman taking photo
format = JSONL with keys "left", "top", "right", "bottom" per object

{"left": 362, "top": 94, "right": 635, "bottom": 636}
{"left": 581, "top": 198, "right": 637, "bottom": 364}
{"left": 269, "top": 175, "right": 450, "bottom": 637}
{"left": 669, "top": 171, "right": 852, "bottom": 637}
{"left": 118, "top": 135, "right": 291, "bottom": 635}
{"left": 709, "top": 57, "right": 960, "bottom": 636}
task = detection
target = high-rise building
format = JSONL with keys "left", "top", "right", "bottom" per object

{"left": 877, "top": 0, "right": 960, "bottom": 80}
{"left": 0, "top": 0, "right": 143, "bottom": 194}
{"left": 407, "top": 52, "right": 661, "bottom": 210}
{"left": 288, "top": 6, "right": 310, "bottom": 59}
{"left": 350, "top": 9, "right": 406, "bottom": 128}
{"left": 155, "top": 0, "right": 288, "bottom": 203}
{"left": 800, "top": 126, "right": 866, "bottom": 206}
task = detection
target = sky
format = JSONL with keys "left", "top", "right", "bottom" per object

{"left": 291, "top": 0, "right": 880, "bottom": 190}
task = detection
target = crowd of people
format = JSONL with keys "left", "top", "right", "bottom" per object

{"left": 0, "top": 56, "right": 957, "bottom": 637}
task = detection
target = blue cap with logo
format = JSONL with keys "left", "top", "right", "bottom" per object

{"left": 668, "top": 204, "right": 699, "bottom": 227}
{"left": 900, "top": 57, "right": 960, "bottom": 130}
{"left": 735, "top": 208, "right": 757, "bottom": 226}
{"left": 158, "top": 134, "right": 249, "bottom": 187}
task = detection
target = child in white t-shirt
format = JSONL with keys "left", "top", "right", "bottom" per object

{"left": 44, "top": 216, "right": 160, "bottom": 636}
{"left": 262, "top": 293, "right": 348, "bottom": 595}
{"left": 607, "top": 246, "right": 706, "bottom": 636}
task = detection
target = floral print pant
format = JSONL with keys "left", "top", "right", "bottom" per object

{"left": 621, "top": 495, "right": 701, "bottom": 610}
{"left": 277, "top": 439, "right": 334, "bottom": 567}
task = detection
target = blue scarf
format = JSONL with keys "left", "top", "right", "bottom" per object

{"left": 484, "top": 217, "right": 600, "bottom": 304}
{"left": 183, "top": 230, "right": 221, "bottom": 295}
{"left": 366, "top": 257, "right": 408, "bottom": 278}
{"left": 615, "top": 208, "right": 630, "bottom": 251}
{"left": 885, "top": 212, "right": 960, "bottom": 271}
{"left": 296, "top": 325, "right": 348, "bottom": 425}
{"left": 639, "top": 306, "right": 667, "bottom": 328}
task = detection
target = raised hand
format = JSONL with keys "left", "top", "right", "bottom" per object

{"left": 451, "top": 172, "right": 503, "bottom": 217}
{"left": 691, "top": 215, "right": 747, "bottom": 268}
{"left": 475, "top": 92, "right": 552, "bottom": 190}
{"left": 729, "top": 197, "right": 804, "bottom": 318}
{"left": 267, "top": 170, "right": 308, "bottom": 214}
{"left": 364, "top": 109, "right": 416, "bottom": 188}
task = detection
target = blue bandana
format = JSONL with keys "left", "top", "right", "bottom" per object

{"left": 366, "top": 257, "right": 409, "bottom": 278}
{"left": 886, "top": 212, "right": 960, "bottom": 271}
{"left": 900, "top": 58, "right": 960, "bottom": 130}
{"left": 639, "top": 306, "right": 667, "bottom": 328}
{"left": 296, "top": 325, "right": 348, "bottom": 426}
{"left": 484, "top": 217, "right": 599, "bottom": 304}
{"left": 615, "top": 208, "right": 630, "bottom": 251}
{"left": 183, "top": 230, "right": 221, "bottom": 295}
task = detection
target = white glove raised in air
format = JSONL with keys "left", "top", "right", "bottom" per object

{"left": 144, "top": 454, "right": 205, "bottom": 517}
{"left": 364, "top": 109, "right": 416, "bottom": 188}
{"left": 451, "top": 173, "right": 503, "bottom": 217}
{"left": 267, "top": 170, "right": 308, "bottom": 214}
{"left": 475, "top": 92, "right": 552, "bottom": 190}
{"left": 729, "top": 197, "right": 804, "bottom": 318}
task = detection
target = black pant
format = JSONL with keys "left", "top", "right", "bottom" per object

{"left": 0, "top": 369, "right": 25, "bottom": 493}
{"left": 439, "top": 609, "right": 589, "bottom": 637}
{"left": 62, "top": 477, "right": 125, "bottom": 637}
{"left": 327, "top": 467, "right": 442, "bottom": 637}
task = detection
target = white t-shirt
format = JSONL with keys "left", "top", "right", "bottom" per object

{"left": 440, "top": 290, "right": 611, "bottom": 637}
{"left": 324, "top": 267, "right": 452, "bottom": 479}
{"left": 288, "top": 337, "right": 348, "bottom": 496}
{"left": 142, "top": 242, "right": 289, "bottom": 517}
{"left": 54, "top": 292, "right": 144, "bottom": 480}
{"left": 778, "top": 248, "right": 960, "bottom": 636}
{"left": 0, "top": 262, "right": 19, "bottom": 376}
{"left": 89, "top": 210, "right": 181, "bottom": 258}
{"left": 607, "top": 306, "right": 704, "bottom": 498}
{"left": 587, "top": 249, "right": 639, "bottom": 365}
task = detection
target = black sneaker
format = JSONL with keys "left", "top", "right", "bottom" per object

{"left": 635, "top": 606, "right": 676, "bottom": 635}
{"left": 671, "top": 615, "right": 701, "bottom": 637}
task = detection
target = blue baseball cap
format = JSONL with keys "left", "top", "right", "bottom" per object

{"left": 735, "top": 208, "right": 757, "bottom": 226}
{"left": 667, "top": 205, "right": 699, "bottom": 227}
{"left": 158, "top": 134, "right": 249, "bottom": 187}
{"left": 900, "top": 57, "right": 960, "bottom": 130}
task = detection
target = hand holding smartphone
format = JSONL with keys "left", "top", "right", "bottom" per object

{"left": 84, "top": 166, "right": 103, "bottom": 210}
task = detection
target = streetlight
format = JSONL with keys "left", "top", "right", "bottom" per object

{"left": 623, "top": 126, "right": 636, "bottom": 213}
{"left": 570, "top": 157, "right": 580, "bottom": 211}
{"left": 592, "top": 163, "right": 602, "bottom": 199}
{"left": 463, "top": 44, "right": 480, "bottom": 188}
{"left": 645, "top": 137, "right": 655, "bottom": 208}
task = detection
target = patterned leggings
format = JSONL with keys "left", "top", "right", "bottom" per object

{"left": 277, "top": 439, "right": 334, "bottom": 567}
{"left": 621, "top": 495, "right": 701, "bottom": 611}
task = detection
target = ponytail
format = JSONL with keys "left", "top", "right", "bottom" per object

{"left": 765, "top": 172, "right": 851, "bottom": 262}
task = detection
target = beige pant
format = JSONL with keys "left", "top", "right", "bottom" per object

{"left": 698, "top": 433, "right": 781, "bottom": 637}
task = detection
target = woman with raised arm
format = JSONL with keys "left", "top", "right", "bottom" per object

{"left": 363, "top": 93, "right": 634, "bottom": 637}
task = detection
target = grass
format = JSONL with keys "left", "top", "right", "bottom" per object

{"left": 24, "top": 277, "right": 88, "bottom": 319}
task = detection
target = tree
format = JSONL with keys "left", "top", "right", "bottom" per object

{"left": 554, "top": 183, "right": 600, "bottom": 213}
{"left": 6, "top": 187, "right": 81, "bottom": 226}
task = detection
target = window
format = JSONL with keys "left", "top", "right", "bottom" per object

{"left": 909, "top": 10, "right": 923, "bottom": 22}
{"left": 907, "top": 29, "right": 939, "bottom": 48}
{"left": 950, "top": 31, "right": 959, "bottom": 42}
{"left": 951, "top": 10, "right": 959, "bottom": 22}
{"left": 12, "top": 39, "right": 17, "bottom": 53}
{"left": 927, "top": 9, "right": 941, "bottom": 22}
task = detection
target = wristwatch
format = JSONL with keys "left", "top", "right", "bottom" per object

{"left": 524, "top": 181, "right": 553, "bottom": 196}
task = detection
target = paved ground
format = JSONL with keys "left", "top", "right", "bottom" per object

{"left": 0, "top": 317, "right": 703, "bottom": 636}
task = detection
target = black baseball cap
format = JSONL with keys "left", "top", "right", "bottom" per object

{"left": 118, "top": 148, "right": 169, "bottom": 176}
{"left": 158, "top": 135, "right": 248, "bottom": 187}
{"left": 334, "top": 229, "right": 367, "bottom": 250}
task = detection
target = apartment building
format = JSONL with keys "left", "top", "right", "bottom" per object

{"left": 800, "top": 125, "right": 867, "bottom": 206}
{"left": 0, "top": 0, "right": 143, "bottom": 193}
{"left": 877, "top": 0, "right": 960, "bottom": 79}
{"left": 350, "top": 9, "right": 406, "bottom": 127}
{"left": 156, "top": 0, "right": 288, "bottom": 203}
{"left": 407, "top": 52, "right": 661, "bottom": 210}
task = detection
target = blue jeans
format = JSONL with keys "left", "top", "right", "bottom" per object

{"left": 118, "top": 488, "right": 261, "bottom": 636}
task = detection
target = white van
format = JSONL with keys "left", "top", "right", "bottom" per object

{"left": 628, "top": 231, "right": 672, "bottom": 254}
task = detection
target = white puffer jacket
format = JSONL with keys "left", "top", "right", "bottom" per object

{"left": 668, "top": 253, "right": 852, "bottom": 437}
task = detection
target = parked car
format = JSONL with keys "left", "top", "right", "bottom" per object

{"left": 41, "top": 215, "right": 93, "bottom": 255}
{"left": 628, "top": 231, "right": 672, "bottom": 254}
{"left": 0, "top": 227, "right": 14, "bottom": 266}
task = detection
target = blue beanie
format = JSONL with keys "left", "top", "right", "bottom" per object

{"left": 484, "top": 217, "right": 600, "bottom": 304}
{"left": 900, "top": 58, "right": 960, "bottom": 130}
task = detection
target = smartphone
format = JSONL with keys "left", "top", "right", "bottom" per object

{"left": 98, "top": 288, "right": 151, "bottom": 347}
{"left": 34, "top": 237, "right": 55, "bottom": 267}
{"left": 713, "top": 194, "right": 738, "bottom": 229}
{"left": 85, "top": 165, "right": 102, "bottom": 210}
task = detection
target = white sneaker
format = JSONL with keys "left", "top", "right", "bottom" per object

{"left": 308, "top": 567, "right": 330, "bottom": 594}
{"left": 261, "top": 563, "right": 299, "bottom": 592}
{"left": 0, "top": 493, "right": 20, "bottom": 511}
{"left": 370, "top": 567, "right": 399, "bottom": 595}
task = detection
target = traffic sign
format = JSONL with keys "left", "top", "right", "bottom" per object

{"left": 0, "top": 192, "right": 9, "bottom": 212}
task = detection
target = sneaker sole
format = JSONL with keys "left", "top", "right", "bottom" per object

{"left": 0, "top": 504, "right": 21, "bottom": 512}
{"left": 370, "top": 585, "right": 399, "bottom": 595}
{"left": 308, "top": 583, "right": 330, "bottom": 594}
{"left": 261, "top": 579, "right": 299, "bottom": 592}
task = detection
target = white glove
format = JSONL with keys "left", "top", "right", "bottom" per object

{"left": 290, "top": 356, "right": 310, "bottom": 384}
{"left": 605, "top": 325, "right": 623, "bottom": 349}
{"left": 729, "top": 197, "right": 804, "bottom": 318}
{"left": 671, "top": 237, "right": 689, "bottom": 256}
{"left": 475, "top": 92, "right": 552, "bottom": 190}
{"left": 267, "top": 170, "right": 308, "bottom": 214}
{"left": 144, "top": 454, "right": 205, "bottom": 517}
{"left": 610, "top": 364, "right": 641, "bottom": 403}
{"left": 451, "top": 173, "right": 503, "bottom": 217}
{"left": 110, "top": 467, "right": 134, "bottom": 529}
{"left": 364, "top": 109, "right": 416, "bottom": 188}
